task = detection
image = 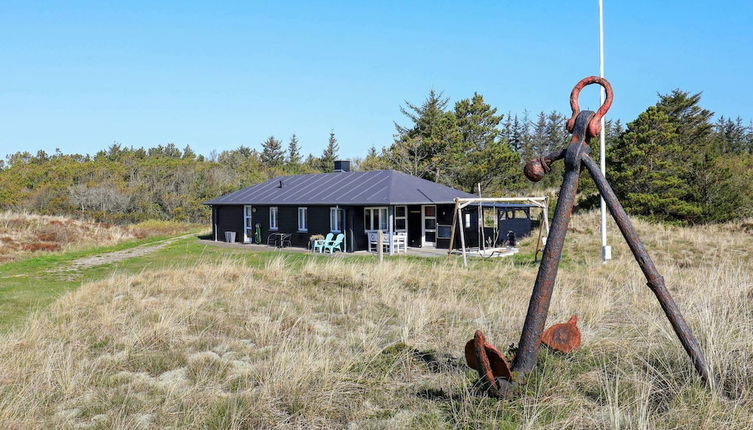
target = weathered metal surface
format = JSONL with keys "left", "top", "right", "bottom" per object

{"left": 467, "top": 76, "right": 711, "bottom": 398}
{"left": 541, "top": 315, "right": 581, "bottom": 353}
{"left": 464, "top": 330, "right": 513, "bottom": 395}
{"left": 580, "top": 154, "right": 711, "bottom": 385}
{"left": 566, "top": 76, "right": 613, "bottom": 139}
{"left": 512, "top": 110, "right": 590, "bottom": 378}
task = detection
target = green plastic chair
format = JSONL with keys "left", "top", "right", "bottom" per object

{"left": 324, "top": 233, "right": 345, "bottom": 253}
{"left": 313, "top": 233, "right": 333, "bottom": 253}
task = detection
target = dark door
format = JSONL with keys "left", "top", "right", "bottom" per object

{"left": 407, "top": 206, "right": 422, "bottom": 247}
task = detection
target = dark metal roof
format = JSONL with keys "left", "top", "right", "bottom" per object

{"left": 205, "top": 169, "right": 477, "bottom": 206}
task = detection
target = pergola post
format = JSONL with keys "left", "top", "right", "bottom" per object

{"left": 458, "top": 205, "right": 468, "bottom": 267}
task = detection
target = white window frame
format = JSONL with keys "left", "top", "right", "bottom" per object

{"left": 297, "top": 207, "right": 308, "bottom": 232}
{"left": 269, "top": 206, "right": 278, "bottom": 231}
{"left": 394, "top": 205, "right": 407, "bottom": 232}
{"left": 330, "top": 207, "right": 344, "bottom": 232}
{"left": 243, "top": 205, "right": 253, "bottom": 243}
{"left": 364, "top": 207, "right": 388, "bottom": 231}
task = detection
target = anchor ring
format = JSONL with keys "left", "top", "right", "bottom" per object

{"left": 565, "top": 76, "right": 613, "bottom": 139}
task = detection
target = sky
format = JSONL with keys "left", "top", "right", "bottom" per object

{"left": 1, "top": 1, "right": 751, "bottom": 159}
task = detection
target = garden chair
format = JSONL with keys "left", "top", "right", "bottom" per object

{"left": 313, "top": 233, "right": 333, "bottom": 253}
{"left": 324, "top": 233, "right": 345, "bottom": 253}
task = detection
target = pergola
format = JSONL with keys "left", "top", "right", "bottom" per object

{"left": 448, "top": 196, "right": 550, "bottom": 267}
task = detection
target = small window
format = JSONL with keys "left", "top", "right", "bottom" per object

{"left": 364, "top": 207, "right": 389, "bottom": 231}
{"left": 330, "top": 207, "right": 344, "bottom": 232}
{"left": 378, "top": 208, "right": 388, "bottom": 230}
{"left": 437, "top": 225, "right": 452, "bottom": 239}
{"left": 394, "top": 206, "right": 407, "bottom": 232}
{"left": 297, "top": 207, "right": 308, "bottom": 231}
{"left": 269, "top": 207, "right": 278, "bottom": 230}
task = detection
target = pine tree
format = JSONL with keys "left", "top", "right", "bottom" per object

{"left": 182, "top": 145, "right": 196, "bottom": 160}
{"left": 388, "top": 90, "right": 459, "bottom": 181}
{"left": 446, "top": 92, "right": 518, "bottom": 192}
{"left": 608, "top": 90, "right": 717, "bottom": 223}
{"left": 320, "top": 130, "right": 339, "bottom": 172}
{"left": 287, "top": 134, "right": 302, "bottom": 165}
{"left": 260, "top": 136, "right": 285, "bottom": 167}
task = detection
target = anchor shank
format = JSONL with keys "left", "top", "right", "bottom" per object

{"left": 581, "top": 154, "right": 712, "bottom": 385}
{"left": 512, "top": 161, "right": 582, "bottom": 377}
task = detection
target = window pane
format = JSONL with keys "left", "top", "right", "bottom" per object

{"left": 246, "top": 218, "right": 252, "bottom": 227}
{"left": 338, "top": 210, "right": 345, "bottom": 231}
{"left": 395, "top": 219, "right": 406, "bottom": 230}
{"left": 425, "top": 219, "right": 436, "bottom": 229}
{"left": 424, "top": 206, "right": 435, "bottom": 217}
{"left": 396, "top": 206, "right": 406, "bottom": 217}
{"left": 425, "top": 231, "right": 436, "bottom": 242}
{"left": 364, "top": 210, "right": 372, "bottom": 230}
{"left": 379, "top": 209, "right": 388, "bottom": 230}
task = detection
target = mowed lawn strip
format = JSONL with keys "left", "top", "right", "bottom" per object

{"left": 0, "top": 231, "right": 205, "bottom": 329}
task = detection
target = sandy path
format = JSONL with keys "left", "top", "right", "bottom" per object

{"left": 66, "top": 235, "right": 191, "bottom": 271}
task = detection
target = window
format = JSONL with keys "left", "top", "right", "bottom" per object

{"left": 483, "top": 207, "right": 497, "bottom": 228}
{"left": 330, "top": 207, "right": 345, "bottom": 232}
{"left": 297, "top": 207, "right": 308, "bottom": 231}
{"left": 243, "top": 205, "right": 253, "bottom": 243}
{"left": 364, "top": 207, "right": 388, "bottom": 231}
{"left": 437, "top": 225, "right": 452, "bottom": 239}
{"left": 394, "top": 206, "right": 407, "bottom": 231}
{"left": 269, "top": 207, "right": 278, "bottom": 230}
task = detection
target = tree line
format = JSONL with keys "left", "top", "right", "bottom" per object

{"left": 1, "top": 89, "right": 751, "bottom": 224}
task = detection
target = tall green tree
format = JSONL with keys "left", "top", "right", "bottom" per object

{"left": 608, "top": 90, "right": 716, "bottom": 223}
{"left": 388, "top": 90, "right": 459, "bottom": 181}
{"left": 445, "top": 93, "right": 519, "bottom": 192}
{"left": 260, "top": 136, "right": 284, "bottom": 167}
{"left": 287, "top": 134, "right": 302, "bottom": 165}
{"left": 320, "top": 130, "right": 339, "bottom": 171}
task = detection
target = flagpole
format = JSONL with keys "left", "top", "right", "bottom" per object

{"left": 599, "top": 0, "right": 611, "bottom": 263}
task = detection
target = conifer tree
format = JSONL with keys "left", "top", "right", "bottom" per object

{"left": 260, "top": 136, "right": 284, "bottom": 167}
{"left": 320, "top": 130, "right": 339, "bottom": 171}
{"left": 287, "top": 134, "right": 302, "bottom": 165}
{"left": 446, "top": 92, "right": 518, "bottom": 192}
{"left": 608, "top": 91, "right": 714, "bottom": 223}
{"left": 389, "top": 90, "right": 459, "bottom": 181}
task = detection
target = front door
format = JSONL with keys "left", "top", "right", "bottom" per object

{"left": 407, "top": 206, "right": 422, "bottom": 247}
{"left": 243, "top": 205, "right": 253, "bottom": 243}
{"left": 421, "top": 205, "right": 437, "bottom": 247}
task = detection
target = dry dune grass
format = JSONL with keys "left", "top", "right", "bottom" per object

{"left": 0, "top": 212, "right": 194, "bottom": 263}
{"left": 0, "top": 212, "right": 752, "bottom": 428}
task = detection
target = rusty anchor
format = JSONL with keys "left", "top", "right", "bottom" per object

{"left": 465, "top": 76, "right": 712, "bottom": 396}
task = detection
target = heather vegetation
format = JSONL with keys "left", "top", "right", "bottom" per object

{"left": 0, "top": 212, "right": 197, "bottom": 263}
{"left": 1, "top": 90, "right": 751, "bottom": 225}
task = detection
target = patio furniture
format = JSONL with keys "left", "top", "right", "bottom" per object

{"left": 278, "top": 233, "right": 291, "bottom": 248}
{"left": 367, "top": 231, "right": 407, "bottom": 254}
{"left": 367, "top": 231, "right": 379, "bottom": 252}
{"left": 313, "top": 233, "right": 333, "bottom": 253}
{"left": 324, "top": 233, "right": 345, "bottom": 253}
{"left": 393, "top": 232, "right": 407, "bottom": 253}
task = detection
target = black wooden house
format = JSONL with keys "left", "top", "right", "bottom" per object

{"left": 205, "top": 162, "right": 534, "bottom": 252}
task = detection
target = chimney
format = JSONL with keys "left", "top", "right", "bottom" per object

{"left": 334, "top": 160, "right": 350, "bottom": 172}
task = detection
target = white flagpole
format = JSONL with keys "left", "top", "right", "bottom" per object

{"left": 599, "top": 0, "right": 611, "bottom": 263}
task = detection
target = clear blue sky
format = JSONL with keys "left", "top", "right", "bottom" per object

{"left": 2, "top": 1, "right": 751, "bottom": 159}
